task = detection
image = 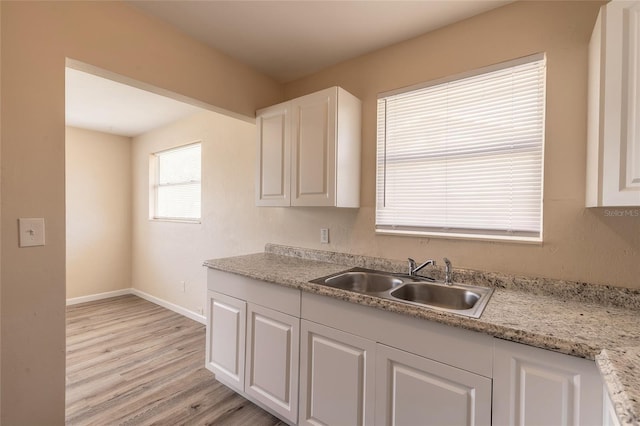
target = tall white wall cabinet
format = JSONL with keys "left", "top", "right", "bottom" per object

{"left": 256, "top": 86, "right": 361, "bottom": 208}
{"left": 587, "top": 0, "right": 640, "bottom": 207}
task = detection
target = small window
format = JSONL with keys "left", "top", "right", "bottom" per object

{"left": 376, "top": 54, "right": 546, "bottom": 242}
{"left": 151, "top": 142, "right": 201, "bottom": 222}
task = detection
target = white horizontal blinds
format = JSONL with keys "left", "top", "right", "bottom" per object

{"left": 155, "top": 143, "right": 201, "bottom": 220}
{"left": 377, "top": 55, "right": 545, "bottom": 239}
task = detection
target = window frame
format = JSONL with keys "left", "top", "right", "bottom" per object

{"left": 149, "top": 141, "right": 202, "bottom": 223}
{"left": 376, "top": 53, "right": 546, "bottom": 243}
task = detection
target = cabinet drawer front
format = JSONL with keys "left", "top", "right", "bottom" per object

{"left": 208, "top": 269, "right": 301, "bottom": 317}
{"left": 245, "top": 303, "right": 299, "bottom": 423}
{"left": 300, "top": 320, "right": 376, "bottom": 426}
{"left": 206, "top": 291, "right": 246, "bottom": 392}
{"left": 302, "top": 292, "right": 493, "bottom": 377}
{"left": 375, "top": 343, "right": 491, "bottom": 426}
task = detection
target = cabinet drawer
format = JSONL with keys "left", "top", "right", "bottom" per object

{"left": 208, "top": 268, "right": 300, "bottom": 317}
{"left": 301, "top": 291, "right": 493, "bottom": 377}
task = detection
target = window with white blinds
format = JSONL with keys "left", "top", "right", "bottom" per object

{"left": 152, "top": 142, "right": 201, "bottom": 221}
{"left": 376, "top": 54, "right": 546, "bottom": 241}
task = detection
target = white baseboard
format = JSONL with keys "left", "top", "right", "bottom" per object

{"left": 131, "top": 289, "right": 206, "bottom": 325}
{"left": 66, "top": 288, "right": 206, "bottom": 325}
{"left": 66, "top": 289, "right": 131, "bottom": 305}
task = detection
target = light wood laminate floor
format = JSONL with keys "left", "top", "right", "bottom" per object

{"left": 66, "top": 294, "right": 285, "bottom": 425}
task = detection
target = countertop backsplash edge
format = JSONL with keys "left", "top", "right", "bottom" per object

{"left": 264, "top": 243, "right": 640, "bottom": 310}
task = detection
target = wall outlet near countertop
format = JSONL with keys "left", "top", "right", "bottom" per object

{"left": 320, "top": 228, "right": 329, "bottom": 244}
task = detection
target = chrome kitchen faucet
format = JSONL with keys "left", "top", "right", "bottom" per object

{"left": 408, "top": 258, "right": 436, "bottom": 276}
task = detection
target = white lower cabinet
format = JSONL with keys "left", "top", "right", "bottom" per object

{"left": 299, "top": 320, "right": 376, "bottom": 426}
{"left": 245, "top": 303, "right": 300, "bottom": 424}
{"left": 207, "top": 269, "right": 301, "bottom": 423}
{"left": 492, "top": 338, "right": 604, "bottom": 426}
{"left": 603, "top": 385, "right": 621, "bottom": 426}
{"left": 207, "top": 270, "right": 616, "bottom": 426}
{"left": 375, "top": 343, "right": 492, "bottom": 426}
{"left": 205, "top": 290, "right": 246, "bottom": 393}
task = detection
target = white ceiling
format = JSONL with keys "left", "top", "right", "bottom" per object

{"left": 67, "top": 1, "right": 511, "bottom": 137}
{"left": 128, "top": 0, "right": 511, "bottom": 83}
{"left": 65, "top": 67, "right": 204, "bottom": 137}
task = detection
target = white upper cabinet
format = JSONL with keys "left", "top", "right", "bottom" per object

{"left": 256, "top": 104, "right": 291, "bottom": 206}
{"left": 256, "top": 86, "right": 361, "bottom": 208}
{"left": 587, "top": 0, "right": 640, "bottom": 207}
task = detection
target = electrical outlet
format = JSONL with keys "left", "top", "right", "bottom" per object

{"left": 180, "top": 281, "right": 186, "bottom": 292}
{"left": 320, "top": 228, "right": 329, "bottom": 244}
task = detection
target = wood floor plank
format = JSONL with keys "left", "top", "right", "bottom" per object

{"left": 66, "top": 295, "right": 285, "bottom": 425}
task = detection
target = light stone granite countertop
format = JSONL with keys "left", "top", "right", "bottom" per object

{"left": 204, "top": 244, "right": 640, "bottom": 425}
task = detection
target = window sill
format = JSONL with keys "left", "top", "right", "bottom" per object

{"left": 150, "top": 217, "right": 202, "bottom": 224}
{"left": 376, "top": 228, "right": 542, "bottom": 245}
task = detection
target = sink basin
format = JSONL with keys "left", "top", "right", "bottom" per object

{"left": 311, "top": 268, "right": 493, "bottom": 318}
{"left": 390, "top": 283, "right": 480, "bottom": 310}
{"left": 323, "top": 271, "right": 404, "bottom": 293}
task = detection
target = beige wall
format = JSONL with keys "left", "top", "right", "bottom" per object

{"left": 135, "top": 1, "right": 640, "bottom": 322}
{"left": 0, "top": 2, "right": 281, "bottom": 423}
{"left": 132, "top": 111, "right": 261, "bottom": 313}
{"left": 277, "top": 1, "right": 640, "bottom": 289}
{"left": 66, "top": 127, "right": 132, "bottom": 299}
{"left": 0, "top": 3, "right": 3, "bottom": 418}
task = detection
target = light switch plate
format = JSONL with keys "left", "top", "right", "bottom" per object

{"left": 19, "top": 218, "right": 45, "bottom": 247}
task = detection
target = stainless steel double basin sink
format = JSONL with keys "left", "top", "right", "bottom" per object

{"left": 311, "top": 268, "right": 493, "bottom": 318}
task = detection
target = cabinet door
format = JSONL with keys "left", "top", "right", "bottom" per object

{"left": 493, "top": 339, "right": 603, "bottom": 426}
{"left": 299, "top": 320, "right": 376, "bottom": 426}
{"left": 205, "top": 291, "right": 246, "bottom": 392}
{"left": 291, "top": 87, "right": 337, "bottom": 207}
{"left": 256, "top": 103, "right": 290, "bottom": 206}
{"left": 245, "top": 303, "right": 299, "bottom": 423}
{"left": 618, "top": 1, "right": 640, "bottom": 201}
{"left": 603, "top": 385, "right": 621, "bottom": 426}
{"left": 587, "top": 0, "right": 640, "bottom": 206}
{"left": 375, "top": 343, "right": 491, "bottom": 426}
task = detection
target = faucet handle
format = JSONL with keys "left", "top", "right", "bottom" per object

{"left": 443, "top": 258, "right": 452, "bottom": 285}
{"left": 408, "top": 258, "right": 416, "bottom": 275}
